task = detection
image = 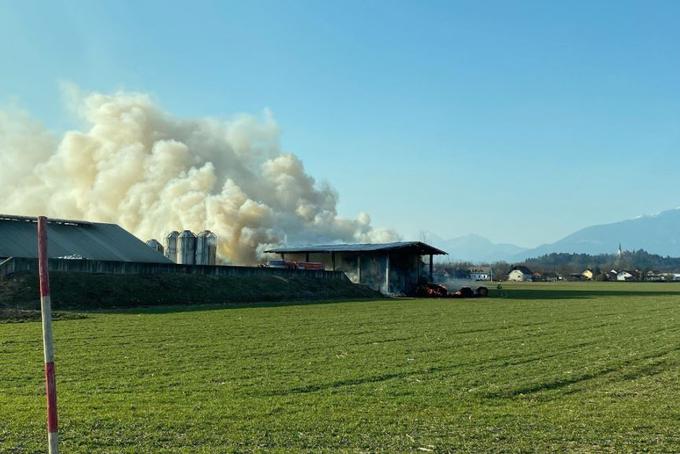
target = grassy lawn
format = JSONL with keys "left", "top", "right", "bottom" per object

{"left": 2, "top": 282, "right": 680, "bottom": 452}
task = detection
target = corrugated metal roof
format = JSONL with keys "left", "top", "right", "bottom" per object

{"left": 0, "top": 215, "right": 171, "bottom": 263}
{"left": 0, "top": 214, "right": 92, "bottom": 225}
{"left": 265, "top": 241, "right": 448, "bottom": 255}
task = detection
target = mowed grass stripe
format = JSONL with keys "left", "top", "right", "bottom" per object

{"left": 2, "top": 282, "right": 680, "bottom": 451}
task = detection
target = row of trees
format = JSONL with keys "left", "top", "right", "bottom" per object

{"left": 435, "top": 250, "right": 680, "bottom": 280}
{"left": 524, "top": 250, "right": 680, "bottom": 276}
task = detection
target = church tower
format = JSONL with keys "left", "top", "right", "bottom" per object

{"left": 615, "top": 243, "right": 624, "bottom": 267}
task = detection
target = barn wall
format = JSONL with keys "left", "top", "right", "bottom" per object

{"left": 336, "top": 252, "right": 426, "bottom": 295}
{"left": 387, "top": 252, "right": 426, "bottom": 295}
{"left": 358, "top": 254, "right": 387, "bottom": 292}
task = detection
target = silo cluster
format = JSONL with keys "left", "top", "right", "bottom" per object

{"left": 147, "top": 229, "right": 217, "bottom": 265}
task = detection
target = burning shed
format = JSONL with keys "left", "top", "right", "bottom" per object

{"left": 265, "top": 241, "right": 447, "bottom": 295}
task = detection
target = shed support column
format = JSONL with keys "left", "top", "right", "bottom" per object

{"left": 281, "top": 253, "right": 285, "bottom": 260}
{"left": 357, "top": 255, "right": 362, "bottom": 283}
{"left": 331, "top": 252, "right": 336, "bottom": 271}
{"left": 305, "top": 252, "right": 310, "bottom": 262}
{"left": 429, "top": 254, "right": 433, "bottom": 282}
{"left": 385, "top": 253, "right": 390, "bottom": 294}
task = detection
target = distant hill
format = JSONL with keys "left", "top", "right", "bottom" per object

{"left": 516, "top": 208, "right": 680, "bottom": 260}
{"left": 426, "top": 233, "right": 528, "bottom": 263}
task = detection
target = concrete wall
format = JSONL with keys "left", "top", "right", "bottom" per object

{"left": 0, "top": 257, "right": 348, "bottom": 281}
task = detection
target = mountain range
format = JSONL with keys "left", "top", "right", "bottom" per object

{"left": 426, "top": 233, "right": 528, "bottom": 263}
{"left": 430, "top": 208, "right": 680, "bottom": 263}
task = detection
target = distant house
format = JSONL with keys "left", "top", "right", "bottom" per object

{"left": 532, "top": 271, "right": 561, "bottom": 282}
{"left": 582, "top": 268, "right": 595, "bottom": 281}
{"left": 617, "top": 271, "right": 635, "bottom": 281}
{"left": 644, "top": 271, "right": 680, "bottom": 282}
{"left": 646, "top": 270, "right": 665, "bottom": 282}
{"left": 469, "top": 267, "right": 491, "bottom": 281}
{"left": 543, "top": 272, "right": 561, "bottom": 282}
{"left": 508, "top": 266, "right": 533, "bottom": 282}
{"left": 606, "top": 269, "right": 619, "bottom": 281}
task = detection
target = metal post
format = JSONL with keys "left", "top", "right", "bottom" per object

{"left": 331, "top": 252, "right": 336, "bottom": 271}
{"left": 38, "top": 216, "right": 58, "bottom": 454}
{"left": 357, "top": 255, "right": 362, "bottom": 283}
{"left": 385, "top": 253, "right": 390, "bottom": 294}
{"left": 429, "top": 254, "right": 433, "bottom": 282}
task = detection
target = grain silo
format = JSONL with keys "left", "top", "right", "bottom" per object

{"left": 146, "top": 239, "right": 164, "bottom": 255}
{"left": 165, "top": 231, "right": 180, "bottom": 263}
{"left": 177, "top": 230, "right": 197, "bottom": 264}
{"left": 196, "top": 230, "right": 217, "bottom": 265}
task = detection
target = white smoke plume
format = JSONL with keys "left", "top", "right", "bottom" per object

{"left": 0, "top": 88, "right": 398, "bottom": 263}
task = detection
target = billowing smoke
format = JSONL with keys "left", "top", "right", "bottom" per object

{"left": 0, "top": 88, "right": 398, "bottom": 263}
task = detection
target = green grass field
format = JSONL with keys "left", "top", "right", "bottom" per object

{"left": 2, "top": 282, "right": 680, "bottom": 452}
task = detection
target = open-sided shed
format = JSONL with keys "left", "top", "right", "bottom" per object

{"left": 265, "top": 241, "right": 447, "bottom": 295}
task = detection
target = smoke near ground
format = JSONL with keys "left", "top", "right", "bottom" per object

{"left": 0, "top": 88, "right": 398, "bottom": 263}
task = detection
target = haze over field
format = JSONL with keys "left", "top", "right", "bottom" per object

{"left": 0, "top": 89, "right": 397, "bottom": 263}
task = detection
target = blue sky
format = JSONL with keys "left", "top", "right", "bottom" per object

{"left": 1, "top": 0, "right": 679, "bottom": 247}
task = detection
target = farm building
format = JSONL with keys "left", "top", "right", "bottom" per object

{"left": 265, "top": 241, "right": 447, "bottom": 295}
{"left": 0, "top": 214, "right": 169, "bottom": 263}
{"left": 508, "top": 266, "right": 533, "bottom": 282}
{"left": 0, "top": 214, "right": 347, "bottom": 284}
{"left": 617, "top": 270, "right": 636, "bottom": 281}
{"left": 469, "top": 267, "right": 491, "bottom": 281}
{"left": 538, "top": 272, "right": 561, "bottom": 282}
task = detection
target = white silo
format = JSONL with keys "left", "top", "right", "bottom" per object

{"left": 196, "top": 230, "right": 217, "bottom": 265}
{"left": 165, "top": 231, "right": 180, "bottom": 263}
{"left": 146, "top": 239, "right": 164, "bottom": 255}
{"left": 177, "top": 230, "right": 197, "bottom": 264}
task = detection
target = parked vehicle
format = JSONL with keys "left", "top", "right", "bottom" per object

{"left": 415, "top": 279, "right": 488, "bottom": 298}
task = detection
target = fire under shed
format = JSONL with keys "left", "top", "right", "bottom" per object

{"left": 265, "top": 241, "right": 447, "bottom": 295}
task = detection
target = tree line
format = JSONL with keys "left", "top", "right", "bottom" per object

{"left": 436, "top": 250, "right": 680, "bottom": 280}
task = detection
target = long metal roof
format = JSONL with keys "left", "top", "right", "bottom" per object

{"left": 0, "top": 214, "right": 171, "bottom": 263}
{"left": 265, "top": 241, "right": 448, "bottom": 255}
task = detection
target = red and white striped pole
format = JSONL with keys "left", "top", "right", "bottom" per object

{"left": 37, "top": 216, "right": 59, "bottom": 454}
